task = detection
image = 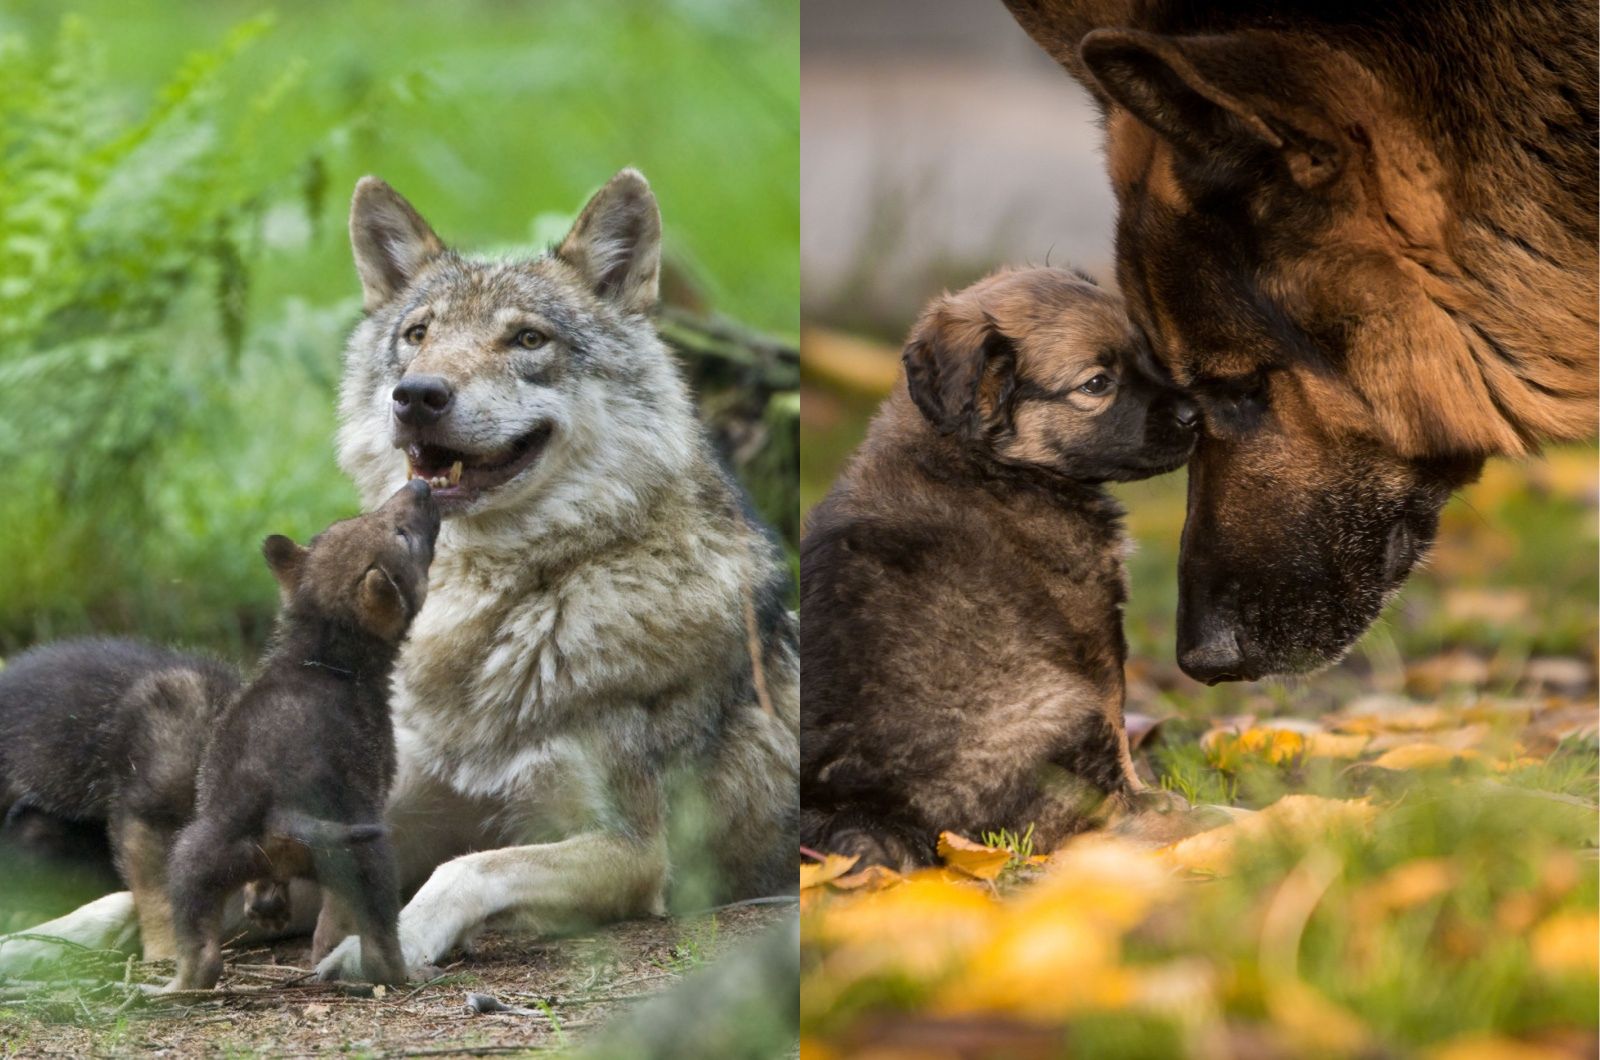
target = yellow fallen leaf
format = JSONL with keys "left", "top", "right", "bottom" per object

{"left": 938, "top": 831, "right": 1011, "bottom": 881}
{"left": 1265, "top": 980, "right": 1369, "bottom": 1056}
{"left": 1333, "top": 695, "right": 1452, "bottom": 734}
{"left": 811, "top": 875, "right": 998, "bottom": 979}
{"left": 1203, "top": 726, "right": 1307, "bottom": 768}
{"left": 1163, "top": 796, "right": 1376, "bottom": 875}
{"left": 1529, "top": 911, "right": 1600, "bottom": 977}
{"left": 1304, "top": 732, "right": 1370, "bottom": 759}
{"left": 800, "top": 853, "right": 859, "bottom": 890}
{"left": 1426, "top": 1033, "right": 1574, "bottom": 1060}
{"left": 1442, "top": 587, "right": 1532, "bottom": 626}
{"left": 830, "top": 864, "right": 903, "bottom": 892}
{"left": 1369, "top": 744, "right": 1484, "bottom": 770}
{"left": 1362, "top": 858, "right": 1458, "bottom": 911}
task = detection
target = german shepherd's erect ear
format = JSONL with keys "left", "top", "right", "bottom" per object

{"left": 902, "top": 299, "right": 1018, "bottom": 439}
{"left": 1079, "top": 30, "right": 1343, "bottom": 189}
{"left": 348, "top": 177, "right": 448, "bottom": 312}
{"left": 556, "top": 168, "right": 662, "bottom": 316}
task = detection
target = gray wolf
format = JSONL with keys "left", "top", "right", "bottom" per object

{"left": 1001, "top": 0, "right": 1598, "bottom": 680}
{"left": 313, "top": 167, "right": 798, "bottom": 978}
{"left": 166, "top": 479, "right": 439, "bottom": 989}
{"left": 800, "top": 268, "right": 1195, "bottom": 869}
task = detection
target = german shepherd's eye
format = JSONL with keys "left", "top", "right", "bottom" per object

{"left": 403, "top": 323, "right": 428, "bottom": 344}
{"left": 513, "top": 328, "right": 548, "bottom": 350}
{"left": 1078, "top": 374, "right": 1115, "bottom": 396}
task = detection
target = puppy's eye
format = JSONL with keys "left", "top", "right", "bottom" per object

{"left": 1078, "top": 374, "right": 1115, "bottom": 396}
{"left": 403, "top": 323, "right": 428, "bottom": 345}
{"left": 396, "top": 527, "right": 411, "bottom": 544}
{"left": 513, "top": 329, "right": 548, "bottom": 350}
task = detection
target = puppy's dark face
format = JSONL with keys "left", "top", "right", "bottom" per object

{"left": 903, "top": 268, "right": 1197, "bottom": 483}
{"left": 262, "top": 479, "right": 441, "bottom": 641}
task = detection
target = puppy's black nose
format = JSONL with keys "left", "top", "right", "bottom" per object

{"left": 393, "top": 375, "right": 454, "bottom": 426}
{"left": 1172, "top": 397, "right": 1201, "bottom": 429}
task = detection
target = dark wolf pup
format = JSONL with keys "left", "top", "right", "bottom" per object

{"left": 801, "top": 268, "right": 1196, "bottom": 870}
{"left": 166, "top": 479, "right": 439, "bottom": 990}
{"left": 0, "top": 639, "right": 243, "bottom": 954}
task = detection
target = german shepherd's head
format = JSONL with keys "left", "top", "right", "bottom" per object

{"left": 336, "top": 170, "right": 700, "bottom": 543}
{"left": 902, "top": 267, "right": 1196, "bottom": 484}
{"left": 1003, "top": 2, "right": 1597, "bottom": 680}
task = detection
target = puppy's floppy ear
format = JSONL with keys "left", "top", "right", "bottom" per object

{"left": 555, "top": 168, "right": 661, "bottom": 315}
{"left": 350, "top": 177, "right": 447, "bottom": 311}
{"left": 357, "top": 567, "right": 409, "bottom": 640}
{"left": 903, "top": 306, "right": 1019, "bottom": 437}
{"left": 262, "top": 535, "right": 308, "bottom": 599}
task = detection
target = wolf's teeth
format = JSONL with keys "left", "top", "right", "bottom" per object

{"left": 431, "top": 476, "right": 448, "bottom": 488}
{"left": 448, "top": 461, "right": 463, "bottom": 486}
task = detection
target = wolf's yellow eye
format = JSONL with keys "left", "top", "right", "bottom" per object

{"left": 404, "top": 323, "right": 428, "bottom": 344}
{"left": 514, "top": 329, "right": 548, "bottom": 350}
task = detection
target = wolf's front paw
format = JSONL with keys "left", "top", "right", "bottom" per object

{"left": 314, "top": 933, "right": 442, "bottom": 983}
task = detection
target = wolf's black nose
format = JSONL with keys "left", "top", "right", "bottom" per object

{"left": 1172, "top": 397, "right": 1201, "bottom": 429}
{"left": 393, "top": 375, "right": 454, "bottom": 426}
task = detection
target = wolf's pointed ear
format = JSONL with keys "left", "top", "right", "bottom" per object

{"left": 262, "top": 535, "right": 309, "bottom": 599}
{"left": 555, "top": 169, "right": 661, "bottom": 315}
{"left": 1080, "top": 30, "right": 1342, "bottom": 188}
{"left": 350, "top": 177, "right": 447, "bottom": 311}
{"left": 357, "top": 567, "right": 409, "bottom": 640}
{"left": 903, "top": 307, "right": 1019, "bottom": 438}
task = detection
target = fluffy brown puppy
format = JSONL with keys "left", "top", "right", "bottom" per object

{"left": 801, "top": 268, "right": 1196, "bottom": 870}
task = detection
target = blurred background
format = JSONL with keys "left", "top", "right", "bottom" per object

{"left": 0, "top": 0, "right": 799, "bottom": 658}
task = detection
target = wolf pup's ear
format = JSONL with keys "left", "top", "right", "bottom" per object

{"left": 350, "top": 177, "right": 447, "bottom": 311}
{"left": 262, "top": 535, "right": 309, "bottom": 599}
{"left": 357, "top": 567, "right": 409, "bottom": 640}
{"left": 555, "top": 169, "right": 661, "bottom": 315}
{"left": 903, "top": 307, "right": 1019, "bottom": 438}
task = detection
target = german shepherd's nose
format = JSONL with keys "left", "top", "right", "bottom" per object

{"left": 393, "top": 375, "right": 453, "bottom": 427}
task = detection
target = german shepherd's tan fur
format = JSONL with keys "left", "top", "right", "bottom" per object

{"left": 1002, "top": 0, "right": 1598, "bottom": 681}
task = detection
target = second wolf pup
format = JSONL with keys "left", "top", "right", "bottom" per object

{"left": 801, "top": 268, "right": 1197, "bottom": 870}
{"left": 166, "top": 479, "right": 439, "bottom": 990}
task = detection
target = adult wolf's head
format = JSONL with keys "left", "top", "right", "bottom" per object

{"left": 1003, "top": 1, "right": 1598, "bottom": 680}
{"left": 336, "top": 169, "right": 698, "bottom": 537}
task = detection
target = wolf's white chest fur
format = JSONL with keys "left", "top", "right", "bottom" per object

{"left": 390, "top": 556, "right": 587, "bottom": 799}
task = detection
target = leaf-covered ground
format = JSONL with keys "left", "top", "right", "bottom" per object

{"left": 0, "top": 903, "right": 793, "bottom": 1057}
{"left": 800, "top": 333, "right": 1599, "bottom": 1058}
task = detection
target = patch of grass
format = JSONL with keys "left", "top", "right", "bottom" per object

{"left": 980, "top": 824, "right": 1036, "bottom": 863}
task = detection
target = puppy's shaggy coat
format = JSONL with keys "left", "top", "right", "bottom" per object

{"left": 802, "top": 269, "right": 1195, "bottom": 869}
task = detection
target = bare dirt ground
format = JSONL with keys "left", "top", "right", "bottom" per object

{"left": 0, "top": 902, "right": 793, "bottom": 1057}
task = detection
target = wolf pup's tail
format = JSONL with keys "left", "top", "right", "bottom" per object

{"left": 268, "top": 809, "right": 385, "bottom": 847}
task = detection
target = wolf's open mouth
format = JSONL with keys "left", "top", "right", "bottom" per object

{"left": 404, "top": 425, "right": 553, "bottom": 504}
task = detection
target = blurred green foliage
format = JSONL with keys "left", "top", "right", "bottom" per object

{"left": 0, "top": 0, "right": 798, "bottom": 656}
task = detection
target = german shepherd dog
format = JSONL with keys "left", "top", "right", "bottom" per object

{"left": 802, "top": 268, "right": 1196, "bottom": 869}
{"left": 165, "top": 479, "right": 438, "bottom": 990}
{"left": 1002, "top": 0, "right": 1598, "bottom": 681}
{"left": 0, "top": 170, "right": 798, "bottom": 981}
